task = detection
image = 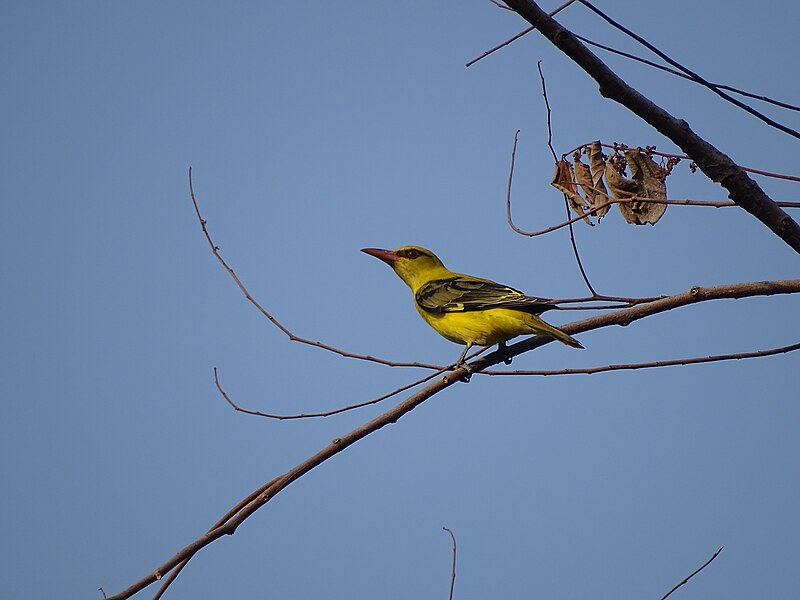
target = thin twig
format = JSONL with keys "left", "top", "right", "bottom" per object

{"left": 536, "top": 61, "right": 598, "bottom": 294}
{"left": 562, "top": 195, "right": 597, "bottom": 294}
{"left": 215, "top": 364, "right": 450, "bottom": 419}
{"left": 577, "top": 0, "right": 800, "bottom": 140}
{"left": 484, "top": 342, "right": 800, "bottom": 375}
{"left": 466, "top": 26, "right": 534, "bottom": 68}
{"left": 443, "top": 528, "right": 457, "bottom": 600}
{"left": 469, "top": 10, "right": 800, "bottom": 119}
{"left": 508, "top": 196, "right": 800, "bottom": 238}
{"left": 104, "top": 279, "right": 800, "bottom": 600}
{"left": 506, "top": 129, "right": 524, "bottom": 234}
{"left": 466, "top": 0, "right": 578, "bottom": 67}
{"left": 661, "top": 547, "right": 724, "bottom": 600}
{"left": 537, "top": 62, "right": 558, "bottom": 162}
{"left": 553, "top": 294, "right": 666, "bottom": 305}
{"left": 215, "top": 346, "right": 491, "bottom": 420}
{"left": 573, "top": 34, "right": 800, "bottom": 113}
{"left": 188, "top": 168, "right": 441, "bottom": 371}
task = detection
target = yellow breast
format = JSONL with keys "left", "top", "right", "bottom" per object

{"left": 416, "top": 305, "right": 541, "bottom": 347}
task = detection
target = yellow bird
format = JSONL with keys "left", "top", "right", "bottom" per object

{"left": 361, "top": 246, "right": 583, "bottom": 365}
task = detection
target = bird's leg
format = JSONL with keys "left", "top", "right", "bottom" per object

{"left": 455, "top": 343, "right": 473, "bottom": 383}
{"left": 455, "top": 344, "right": 471, "bottom": 367}
{"left": 499, "top": 341, "right": 512, "bottom": 365}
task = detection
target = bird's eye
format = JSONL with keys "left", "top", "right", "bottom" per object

{"left": 404, "top": 249, "right": 420, "bottom": 259}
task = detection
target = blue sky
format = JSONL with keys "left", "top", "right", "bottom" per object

{"left": 2, "top": 1, "right": 798, "bottom": 598}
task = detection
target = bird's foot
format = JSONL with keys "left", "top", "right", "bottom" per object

{"left": 498, "top": 342, "right": 513, "bottom": 365}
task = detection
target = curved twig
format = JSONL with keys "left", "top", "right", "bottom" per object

{"left": 188, "top": 168, "right": 440, "bottom": 371}
{"left": 443, "top": 528, "right": 457, "bottom": 600}
{"left": 215, "top": 364, "right": 450, "bottom": 419}
{"left": 535, "top": 62, "right": 598, "bottom": 294}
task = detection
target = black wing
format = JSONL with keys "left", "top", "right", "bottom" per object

{"left": 415, "top": 276, "right": 556, "bottom": 314}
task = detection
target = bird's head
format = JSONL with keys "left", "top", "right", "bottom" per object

{"left": 361, "top": 246, "right": 448, "bottom": 289}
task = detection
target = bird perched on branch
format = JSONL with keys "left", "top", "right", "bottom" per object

{"left": 361, "top": 246, "right": 583, "bottom": 366}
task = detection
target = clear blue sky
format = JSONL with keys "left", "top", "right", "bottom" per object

{"left": 2, "top": 1, "right": 798, "bottom": 598}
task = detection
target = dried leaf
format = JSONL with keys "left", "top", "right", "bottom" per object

{"left": 624, "top": 150, "right": 668, "bottom": 225}
{"left": 604, "top": 150, "right": 668, "bottom": 225}
{"left": 574, "top": 141, "right": 610, "bottom": 220}
{"left": 551, "top": 159, "right": 591, "bottom": 225}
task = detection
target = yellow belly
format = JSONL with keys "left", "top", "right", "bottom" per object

{"left": 416, "top": 306, "right": 546, "bottom": 347}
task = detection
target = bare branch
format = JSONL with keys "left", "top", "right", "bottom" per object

{"left": 661, "top": 547, "right": 724, "bottom": 600}
{"left": 151, "top": 474, "right": 284, "bottom": 599}
{"left": 553, "top": 294, "right": 667, "bottom": 306}
{"left": 443, "top": 527, "right": 457, "bottom": 600}
{"left": 536, "top": 62, "right": 598, "bottom": 294}
{"left": 470, "top": 20, "right": 800, "bottom": 117}
{"left": 188, "top": 168, "right": 440, "bottom": 371}
{"left": 466, "top": 0, "right": 578, "bottom": 67}
{"left": 484, "top": 343, "right": 800, "bottom": 375}
{"left": 573, "top": 33, "right": 800, "bottom": 113}
{"left": 104, "top": 279, "right": 800, "bottom": 600}
{"left": 501, "top": 0, "right": 800, "bottom": 252}
{"left": 506, "top": 129, "right": 523, "bottom": 235}
{"left": 577, "top": 0, "right": 800, "bottom": 139}
{"left": 214, "top": 364, "right": 451, "bottom": 420}
{"left": 537, "top": 62, "right": 558, "bottom": 163}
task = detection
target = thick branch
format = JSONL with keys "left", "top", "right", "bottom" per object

{"left": 501, "top": 0, "right": 800, "bottom": 253}
{"left": 105, "top": 279, "right": 800, "bottom": 599}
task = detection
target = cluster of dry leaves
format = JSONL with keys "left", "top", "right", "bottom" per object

{"left": 552, "top": 140, "right": 682, "bottom": 225}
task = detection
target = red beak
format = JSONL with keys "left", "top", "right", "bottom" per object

{"left": 361, "top": 247, "right": 398, "bottom": 266}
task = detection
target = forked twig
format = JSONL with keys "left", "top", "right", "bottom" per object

{"left": 466, "top": 0, "right": 578, "bottom": 67}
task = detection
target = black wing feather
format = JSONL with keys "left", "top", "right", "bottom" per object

{"left": 415, "top": 277, "right": 556, "bottom": 314}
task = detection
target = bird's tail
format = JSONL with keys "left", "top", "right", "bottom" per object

{"left": 529, "top": 315, "right": 584, "bottom": 349}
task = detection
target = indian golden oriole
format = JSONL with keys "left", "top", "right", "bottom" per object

{"left": 361, "top": 246, "right": 583, "bottom": 365}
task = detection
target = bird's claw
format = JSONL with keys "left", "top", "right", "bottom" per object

{"left": 454, "top": 362, "right": 473, "bottom": 383}
{"left": 499, "top": 343, "right": 513, "bottom": 365}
